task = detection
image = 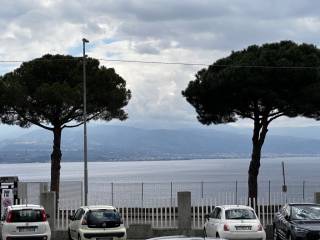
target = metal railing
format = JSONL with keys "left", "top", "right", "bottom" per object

{"left": 55, "top": 192, "right": 308, "bottom": 230}
{"left": 87, "top": 180, "right": 318, "bottom": 207}
{"left": 18, "top": 180, "right": 319, "bottom": 208}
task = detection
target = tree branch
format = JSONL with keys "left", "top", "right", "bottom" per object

{"left": 62, "top": 122, "right": 84, "bottom": 129}
{"left": 28, "top": 119, "right": 54, "bottom": 131}
{"left": 268, "top": 110, "right": 282, "bottom": 117}
{"left": 62, "top": 111, "right": 103, "bottom": 129}
{"left": 268, "top": 113, "right": 285, "bottom": 123}
{"left": 234, "top": 110, "right": 255, "bottom": 120}
{"left": 14, "top": 109, "right": 54, "bottom": 131}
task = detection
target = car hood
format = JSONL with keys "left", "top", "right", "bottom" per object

{"left": 293, "top": 221, "right": 320, "bottom": 231}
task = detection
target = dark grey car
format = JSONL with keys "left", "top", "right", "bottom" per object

{"left": 273, "top": 203, "right": 320, "bottom": 240}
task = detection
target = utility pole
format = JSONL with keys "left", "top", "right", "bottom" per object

{"left": 83, "top": 38, "right": 89, "bottom": 205}
{"left": 282, "top": 161, "right": 287, "bottom": 203}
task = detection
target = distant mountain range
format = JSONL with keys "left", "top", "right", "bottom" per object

{"left": 0, "top": 125, "right": 320, "bottom": 163}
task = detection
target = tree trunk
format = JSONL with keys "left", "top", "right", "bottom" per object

{"left": 50, "top": 127, "right": 62, "bottom": 206}
{"left": 248, "top": 142, "right": 261, "bottom": 200}
{"left": 248, "top": 118, "right": 268, "bottom": 201}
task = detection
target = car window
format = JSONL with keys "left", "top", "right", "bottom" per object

{"left": 225, "top": 209, "right": 256, "bottom": 220}
{"left": 10, "top": 209, "right": 43, "bottom": 222}
{"left": 210, "top": 208, "right": 218, "bottom": 218}
{"left": 291, "top": 205, "right": 320, "bottom": 220}
{"left": 74, "top": 208, "right": 85, "bottom": 220}
{"left": 285, "top": 205, "right": 290, "bottom": 217}
{"left": 85, "top": 209, "right": 121, "bottom": 226}
{"left": 216, "top": 208, "right": 221, "bottom": 219}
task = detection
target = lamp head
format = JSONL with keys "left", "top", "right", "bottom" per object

{"left": 82, "top": 38, "right": 89, "bottom": 43}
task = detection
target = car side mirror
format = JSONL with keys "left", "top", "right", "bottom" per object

{"left": 46, "top": 214, "right": 50, "bottom": 219}
{"left": 205, "top": 214, "right": 210, "bottom": 220}
{"left": 285, "top": 215, "right": 290, "bottom": 221}
{"left": 68, "top": 215, "right": 74, "bottom": 221}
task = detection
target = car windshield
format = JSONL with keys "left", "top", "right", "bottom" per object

{"left": 225, "top": 209, "right": 256, "bottom": 220}
{"left": 86, "top": 209, "right": 120, "bottom": 223}
{"left": 11, "top": 209, "right": 43, "bottom": 222}
{"left": 292, "top": 205, "right": 320, "bottom": 220}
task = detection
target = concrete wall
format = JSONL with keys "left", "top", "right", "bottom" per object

{"left": 177, "top": 191, "right": 191, "bottom": 235}
{"left": 40, "top": 192, "right": 56, "bottom": 231}
{"left": 315, "top": 192, "right": 320, "bottom": 204}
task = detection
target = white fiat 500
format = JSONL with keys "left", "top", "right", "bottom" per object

{"left": 0, "top": 204, "right": 51, "bottom": 240}
{"left": 204, "top": 205, "right": 266, "bottom": 240}
{"left": 68, "top": 205, "right": 126, "bottom": 240}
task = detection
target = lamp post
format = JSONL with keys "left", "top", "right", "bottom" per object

{"left": 82, "top": 38, "right": 89, "bottom": 205}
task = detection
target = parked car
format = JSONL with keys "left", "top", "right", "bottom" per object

{"left": 146, "top": 236, "right": 225, "bottom": 240}
{"left": 273, "top": 203, "right": 320, "bottom": 240}
{"left": 204, "top": 205, "right": 266, "bottom": 240}
{"left": 68, "top": 205, "right": 126, "bottom": 240}
{"left": 0, "top": 204, "right": 51, "bottom": 240}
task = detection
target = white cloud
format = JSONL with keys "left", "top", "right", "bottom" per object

{"left": 1, "top": 0, "right": 320, "bottom": 129}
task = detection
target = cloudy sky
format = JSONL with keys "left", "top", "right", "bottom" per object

{"left": 1, "top": 0, "right": 320, "bottom": 131}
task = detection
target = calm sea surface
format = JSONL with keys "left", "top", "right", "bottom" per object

{"left": 1, "top": 157, "right": 319, "bottom": 205}
{"left": 0, "top": 157, "right": 319, "bottom": 183}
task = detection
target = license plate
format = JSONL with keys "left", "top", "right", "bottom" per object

{"left": 236, "top": 226, "right": 251, "bottom": 230}
{"left": 18, "top": 227, "right": 36, "bottom": 232}
{"left": 96, "top": 238, "right": 113, "bottom": 240}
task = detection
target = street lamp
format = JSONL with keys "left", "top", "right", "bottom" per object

{"left": 82, "top": 38, "right": 89, "bottom": 205}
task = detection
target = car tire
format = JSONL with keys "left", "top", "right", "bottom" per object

{"left": 273, "top": 227, "right": 280, "bottom": 240}
{"left": 216, "top": 232, "right": 221, "bottom": 239}
{"left": 203, "top": 227, "right": 207, "bottom": 237}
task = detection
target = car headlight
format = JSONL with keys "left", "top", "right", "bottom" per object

{"left": 293, "top": 226, "right": 308, "bottom": 233}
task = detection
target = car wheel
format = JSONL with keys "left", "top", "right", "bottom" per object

{"left": 216, "top": 232, "right": 221, "bottom": 239}
{"left": 203, "top": 227, "right": 207, "bottom": 237}
{"left": 273, "top": 227, "right": 280, "bottom": 240}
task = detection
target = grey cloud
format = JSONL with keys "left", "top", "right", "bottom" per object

{"left": 1, "top": 0, "right": 320, "bottom": 128}
{"left": 134, "top": 42, "right": 161, "bottom": 54}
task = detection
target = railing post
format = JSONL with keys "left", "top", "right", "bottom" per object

{"left": 235, "top": 181, "right": 238, "bottom": 204}
{"left": 40, "top": 191, "right": 56, "bottom": 231}
{"left": 141, "top": 182, "right": 144, "bottom": 208}
{"left": 177, "top": 191, "right": 191, "bottom": 235}
{"left": 170, "top": 182, "right": 173, "bottom": 207}
{"left": 201, "top": 181, "right": 204, "bottom": 198}
{"left": 303, "top": 180, "right": 305, "bottom": 201}
{"left": 314, "top": 192, "right": 320, "bottom": 204}
{"left": 268, "top": 180, "right": 271, "bottom": 205}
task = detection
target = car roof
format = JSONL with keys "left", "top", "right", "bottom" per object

{"left": 81, "top": 205, "right": 116, "bottom": 211}
{"left": 216, "top": 205, "right": 254, "bottom": 211}
{"left": 8, "top": 204, "right": 44, "bottom": 210}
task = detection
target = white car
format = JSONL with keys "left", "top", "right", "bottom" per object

{"left": 0, "top": 204, "right": 51, "bottom": 240}
{"left": 68, "top": 205, "right": 126, "bottom": 240}
{"left": 147, "top": 236, "right": 225, "bottom": 240}
{"left": 204, "top": 205, "right": 266, "bottom": 240}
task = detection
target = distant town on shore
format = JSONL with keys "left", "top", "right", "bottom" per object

{"left": 1, "top": 125, "right": 320, "bottom": 163}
